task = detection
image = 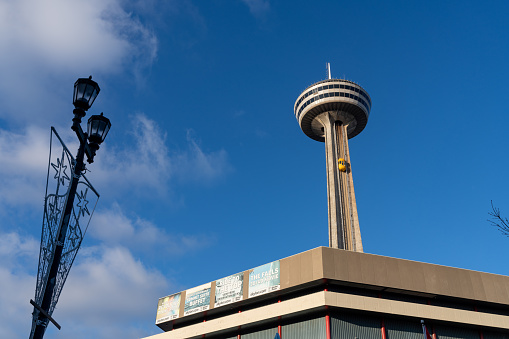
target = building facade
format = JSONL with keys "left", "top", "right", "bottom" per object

{"left": 145, "top": 247, "right": 509, "bottom": 339}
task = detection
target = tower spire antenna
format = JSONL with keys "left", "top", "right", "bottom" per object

{"left": 326, "top": 62, "right": 331, "bottom": 79}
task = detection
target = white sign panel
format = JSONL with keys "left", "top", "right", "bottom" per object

{"left": 184, "top": 283, "right": 211, "bottom": 316}
{"left": 248, "top": 260, "right": 280, "bottom": 298}
{"left": 215, "top": 272, "right": 244, "bottom": 308}
{"left": 155, "top": 292, "right": 181, "bottom": 324}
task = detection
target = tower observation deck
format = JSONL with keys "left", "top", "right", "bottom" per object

{"left": 294, "top": 64, "right": 371, "bottom": 251}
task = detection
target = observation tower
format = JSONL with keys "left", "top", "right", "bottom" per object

{"left": 294, "top": 64, "right": 371, "bottom": 251}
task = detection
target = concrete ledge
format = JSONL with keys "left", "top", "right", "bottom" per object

{"left": 324, "top": 291, "right": 509, "bottom": 329}
{"left": 145, "top": 291, "right": 509, "bottom": 339}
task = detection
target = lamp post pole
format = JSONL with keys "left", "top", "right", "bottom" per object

{"left": 30, "top": 77, "right": 111, "bottom": 339}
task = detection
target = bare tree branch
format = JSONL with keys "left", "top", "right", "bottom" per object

{"left": 488, "top": 201, "right": 509, "bottom": 237}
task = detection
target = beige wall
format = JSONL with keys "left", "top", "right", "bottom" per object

{"left": 279, "top": 247, "right": 509, "bottom": 305}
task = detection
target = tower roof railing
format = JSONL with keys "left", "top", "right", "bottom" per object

{"left": 299, "top": 78, "right": 364, "bottom": 94}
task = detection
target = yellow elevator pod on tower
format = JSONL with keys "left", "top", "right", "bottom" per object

{"left": 338, "top": 158, "right": 347, "bottom": 172}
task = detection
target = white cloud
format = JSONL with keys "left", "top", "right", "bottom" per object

{"left": 56, "top": 245, "right": 168, "bottom": 324}
{"left": 173, "top": 129, "right": 233, "bottom": 184}
{"left": 0, "top": 0, "right": 158, "bottom": 124}
{"left": 89, "top": 114, "right": 232, "bottom": 193}
{"left": 0, "top": 126, "right": 49, "bottom": 210}
{"left": 241, "top": 0, "right": 270, "bottom": 18}
{"left": 0, "top": 116, "right": 226, "bottom": 337}
{"left": 89, "top": 203, "right": 212, "bottom": 254}
{"left": 0, "top": 2, "right": 226, "bottom": 338}
{"left": 0, "top": 231, "right": 170, "bottom": 339}
{"left": 0, "top": 233, "right": 39, "bottom": 339}
{"left": 91, "top": 114, "right": 171, "bottom": 193}
{"left": 0, "top": 115, "right": 231, "bottom": 213}
{"left": 0, "top": 232, "right": 39, "bottom": 263}
{"left": 0, "top": 266, "right": 35, "bottom": 339}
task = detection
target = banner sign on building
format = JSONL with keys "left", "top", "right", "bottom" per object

{"left": 215, "top": 272, "right": 244, "bottom": 308}
{"left": 248, "top": 260, "right": 280, "bottom": 298}
{"left": 155, "top": 292, "right": 181, "bottom": 324}
{"left": 184, "top": 283, "right": 211, "bottom": 316}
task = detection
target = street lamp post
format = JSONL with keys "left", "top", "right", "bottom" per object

{"left": 30, "top": 77, "right": 111, "bottom": 339}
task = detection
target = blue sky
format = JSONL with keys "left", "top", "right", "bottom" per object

{"left": 1, "top": 0, "right": 509, "bottom": 338}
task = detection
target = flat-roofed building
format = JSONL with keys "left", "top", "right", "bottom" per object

{"left": 144, "top": 247, "right": 509, "bottom": 339}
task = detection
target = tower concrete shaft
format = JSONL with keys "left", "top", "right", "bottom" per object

{"left": 294, "top": 72, "right": 370, "bottom": 252}
{"left": 317, "top": 113, "right": 363, "bottom": 251}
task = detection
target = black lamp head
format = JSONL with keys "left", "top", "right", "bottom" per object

{"left": 73, "top": 76, "right": 100, "bottom": 111}
{"left": 87, "top": 113, "right": 111, "bottom": 146}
